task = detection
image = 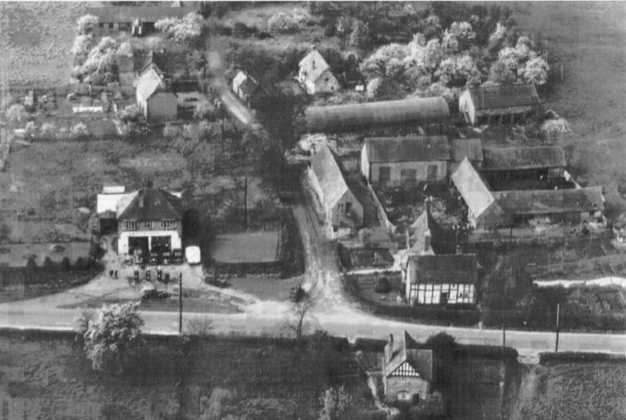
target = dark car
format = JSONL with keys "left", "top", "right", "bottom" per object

{"left": 172, "top": 249, "right": 183, "bottom": 265}
{"left": 207, "top": 277, "right": 229, "bottom": 288}
{"left": 148, "top": 252, "right": 159, "bottom": 266}
{"left": 140, "top": 288, "right": 170, "bottom": 301}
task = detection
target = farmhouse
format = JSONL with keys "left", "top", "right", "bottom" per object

{"left": 308, "top": 144, "right": 364, "bottom": 236}
{"left": 449, "top": 138, "right": 483, "bottom": 173}
{"left": 232, "top": 70, "right": 260, "bottom": 106}
{"left": 404, "top": 254, "right": 478, "bottom": 305}
{"left": 481, "top": 146, "right": 567, "bottom": 189}
{"left": 361, "top": 136, "right": 450, "bottom": 188}
{"left": 383, "top": 331, "right": 433, "bottom": 405}
{"left": 451, "top": 158, "right": 507, "bottom": 229}
{"left": 305, "top": 97, "right": 450, "bottom": 133}
{"left": 297, "top": 49, "right": 341, "bottom": 95}
{"left": 135, "top": 67, "right": 177, "bottom": 121}
{"left": 459, "top": 83, "right": 541, "bottom": 126}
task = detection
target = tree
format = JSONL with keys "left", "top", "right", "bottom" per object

{"left": 267, "top": 12, "right": 300, "bottom": 34}
{"left": 155, "top": 12, "right": 203, "bottom": 44}
{"left": 76, "top": 14, "right": 99, "bottom": 35}
{"left": 194, "top": 100, "right": 216, "bottom": 121}
{"left": 70, "top": 122, "right": 90, "bottom": 139}
{"left": 284, "top": 297, "right": 315, "bottom": 341}
{"left": 78, "top": 302, "right": 144, "bottom": 373}
{"left": 71, "top": 35, "right": 95, "bottom": 65}
{"left": 318, "top": 386, "right": 350, "bottom": 420}
{"left": 521, "top": 55, "right": 549, "bottom": 85}
{"left": 5, "top": 104, "right": 25, "bottom": 123}
{"left": 118, "top": 104, "right": 142, "bottom": 124}
{"left": 349, "top": 20, "right": 371, "bottom": 55}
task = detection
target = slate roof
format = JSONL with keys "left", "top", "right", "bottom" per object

{"left": 364, "top": 136, "right": 450, "bottom": 163}
{"left": 409, "top": 254, "right": 478, "bottom": 285}
{"left": 466, "top": 83, "right": 540, "bottom": 110}
{"left": 451, "top": 158, "right": 497, "bottom": 220}
{"left": 450, "top": 138, "right": 483, "bottom": 163}
{"left": 310, "top": 144, "right": 352, "bottom": 210}
{"left": 299, "top": 49, "right": 332, "bottom": 83}
{"left": 118, "top": 187, "right": 183, "bottom": 221}
{"left": 493, "top": 187, "right": 604, "bottom": 216}
{"left": 233, "top": 71, "right": 260, "bottom": 97}
{"left": 482, "top": 146, "right": 566, "bottom": 171}
{"left": 136, "top": 68, "right": 168, "bottom": 100}
{"left": 384, "top": 331, "right": 433, "bottom": 381}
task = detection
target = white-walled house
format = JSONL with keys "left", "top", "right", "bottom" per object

{"left": 298, "top": 49, "right": 341, "bottom": 95}
{"left": 135, "top": 67, "right": 177, "bottom": 121}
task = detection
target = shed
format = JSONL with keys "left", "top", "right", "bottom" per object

{"left": 405, "top": 254, "right": 478, "bottom": 305}
{"left": 459, "top": 83, "right": 541, "bottom": 125}
{"left": 305, "top": 97, "right": 450, "bottom": 133}
{"left": 361, "top": 136, "right": 450, "bottom": 187}
{"left": 482, "top": 146, "right": 566, "bottom": 173}
{"left": 298, "top": 49, "right": 341, "bottom": 95}
{"left": 232, "top": 70, "right": 260, "bottom": 105}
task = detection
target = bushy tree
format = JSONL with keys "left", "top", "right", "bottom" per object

{"left": 70, "top": 122, "right": 90, "bottom": 139}
{"left": 318, "top": 386, "right": 350, "bottom": 420}
{"left": 76, "top": 14, "right": 99, "bottom": 35}
{"left": 349, "top": 20, "right": 371, "bottom": 55}
{"left": 118, "top": 104, "right": 142, "bottom": 124}
{"left": 78, "top": 302, "right": 144, "bottom": 373}
{"left": 267, "top": 12, "right": 300, "bottom": 34}
{"left": 521, "top": 55, "right": 549, "bottom": 85}
{"left": 155, "top": 12, "right": 203, "bottom": 44}
{"left": 194, "top": 100, "right": 216, "bottom": 121}
{"left": 71, "top": 35, "right": 95, "bottom": 65}
{"left": 5, "top": 104, "right": 25, "bottom": 123}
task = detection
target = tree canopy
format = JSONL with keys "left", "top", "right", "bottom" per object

{"left": 155, "top": 12, "right": 204, "bottom": 44}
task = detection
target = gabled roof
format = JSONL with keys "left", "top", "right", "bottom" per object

{"left": 384, "top": 331, "right": 433, "bottom": 381}
{"left": 310, "top": 144, "right": 352, "bottom": 210}
{"left": 408, "top": 254, "right": 478, "bottom": 285}
{"left": 493, "top": 187, "right": 604, "bottom": 216}
{"left": 299, "top": 49, "right": 333, "bottom": 83}
{"left": 450, "top": 138, "right": 483, "bottom": 163}
{"left": 451, "top": 158, "right": 497, "bottom": 220}
{"left": 410, "top": 203, "right": 443, "bottom": 254}
{"left": 466, "top": 83, "right": 540, "bottom": 110}
{"left": 365, "top": 136, "right": 449, "bottom": 163}
{"left": 482, "top": 146, "right": 566, "bottom": 171}
{"left": 233, "top": 71, "right": 260, "bottom": 96}
{"left": 118, "top": 187, "right": 183, "bottom": 221}
{"left": 136, "top": 68, "right": 165, "bottom": 100}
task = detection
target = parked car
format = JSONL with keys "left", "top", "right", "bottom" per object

{"left": 207, "top": 277, "right": 229, "bottom": 288}
{"left": 172, "top": 249, "right": 183, "bottom": 265}
{"left": 140, "top": 287, "right": 170, "bottom": 301}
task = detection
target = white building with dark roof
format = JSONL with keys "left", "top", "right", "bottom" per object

{"left": 459, "top": 83, "right": 541, "bottom": 125}
{"left": 297, "top": 49, "right": 341, "bottom": 95}
{"left": 135, "top": 67, "right": 177, "bottom": 121}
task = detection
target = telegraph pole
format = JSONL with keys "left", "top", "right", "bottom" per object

{"left": 178, "top": 272, "right": 183, "bottom": 334}
{"left": 555, "top": 303, "right": 561, "bottom": 353}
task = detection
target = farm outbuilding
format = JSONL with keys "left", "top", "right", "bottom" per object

{"left": 232, "top": 70, "right": 260, "bottom": 106}
{"left": 449, "top": 138, "right": 483, "bottom": 173}
{"left": 459, "top": 83, "right": 541, "bottom": 126}
{"left": 305, "top": 97, "right": 450, "bottom": 133}
{"left": 404, "top": 254, "right": 478, "bottom": 305}
{"left": 361, "top": 136, "right": 450, "bottom": 188}
{"left": 308, "top": 144, "right": 364, "bottom": 237}
{"left": 383, "top": 332, "right": 433, "bottom": 405}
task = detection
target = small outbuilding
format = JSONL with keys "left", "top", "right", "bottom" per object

{"left": 135, "top": 67, "right": 177, "bottom": 121}
{"left": 232, "top": 70, "right": 260, "bottom": 106}
{"left": 361, "top": 136, "right": 450, "bottom": 188}
{"left": 383, "top": 331, "right": 433, "bottom": 405}
{"left": 449, "top": 138, "right": 483, "bottom": 173}
{"left": 297, "top": 49, "right": 341, "bottom": 95}
{"left": 459, "top": 83, "right": 541, "bottom": 126}
{"left": 308, "top": 144, "right": 364, "bottom": 236}
{"left": 404, "top": 254, "right": 478, "bottom": 305}
{"left": 305, "top": 97, "right": 450, "bottom": 133}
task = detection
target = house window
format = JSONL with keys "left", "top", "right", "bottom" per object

{"left": 123, "top": 221, "right": 137, "bottom": 231}
{"left": 312, "top": 60, "right": 316, "bottom": 69}
{"left": 379, "top": 166, "right": 391, "bottom": 186}
{"left": 143, "top": 221, "right": 153, "bottom": 229}
{"left": 398, "top": 391, "right": 411, "bottom": 401}
{"left": 427, "top": 165, "right": 438, "bottom": 181}
{"left": 345, "top": 202, "right": 352, "bottom": 215}
{"left": 401, "top": 169, "right": 417, "bottom": 187}
{"left": 161, "top": 220, "right": 177, "bottom": 230}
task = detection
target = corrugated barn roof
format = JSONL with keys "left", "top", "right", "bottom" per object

{"left": 482, "top": 146, "right": 566, "bottom": 171}
{"left": 467, "top": 83, "right": 540, "bottom": 110}
{"left": 305, "top": 97, "right": 450, "bottom": 133}
{"left": 365, "top": 136, "right": 449, "bottom": 163}
{"left": 494, "top": 187, "right": 604, "bottom": 215}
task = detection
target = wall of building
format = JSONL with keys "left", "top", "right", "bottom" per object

{"left": 313, "top": 70, "right": 341, "bottom": 94}
{"left": 385, "top": 376, "right": 430, "bottom": 404}
{"left": 459, "top": 90, "right": 476, "bottom": 125}
{"left": 369, "top": 161, "right": 448, "bottom": 187}
{"left": 147, "top": 93, "right": 177, "bottom": 121}
{"left": 361, "top": 145, "right": 370, "bottom": 181}
{"left": 118, "top": 230, "right": 182, "bottom": 254}
{"left": 330, "top": 190, "right": 364, "bottom": 229}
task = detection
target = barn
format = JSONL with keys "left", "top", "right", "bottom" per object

{"left": 305, "top": 97, "right": 450, "bottom": 133}
{"left": 459, "top": 83, "right": 541, "bottom": 126}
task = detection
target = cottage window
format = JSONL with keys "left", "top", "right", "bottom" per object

{"left": 161, "top": 220, "right": 177, "bottom": 230}
{"left": 143, "top": 221, "right": 153, "bottom": 229}
{"left": 123, "top": 221, "right": 137, "bottom": 231}
{"left": 345, "top": 202, "right": 352, "bottom": 215}
{"left": 398, "top": 391, "right": 411, "bottom": 401}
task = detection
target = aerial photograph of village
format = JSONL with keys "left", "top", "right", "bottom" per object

{"left": 0, "top": 1, "right": 624, "bottom": 419}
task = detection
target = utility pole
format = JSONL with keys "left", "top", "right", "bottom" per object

{"left": 243, "top": 176, "right": 248, "bottom": 228}
{"left": 179, "top": 272, "right": 183, "bottom": 334}
{"left": 555, "top": 303, "right": 561, "bottom": 353}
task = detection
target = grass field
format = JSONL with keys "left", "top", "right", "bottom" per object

{"left": 212, "top": 231, "right": 281, "bottom": 263}
{"left": 510, "top": 361, "right": 626, "bottom": 420}
{"left": 0, "top": 2, "right": 86, "bottom": 86}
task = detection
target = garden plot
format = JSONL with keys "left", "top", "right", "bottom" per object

{"left": 212, "top": 231, "right": 281, "bottom": 264}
